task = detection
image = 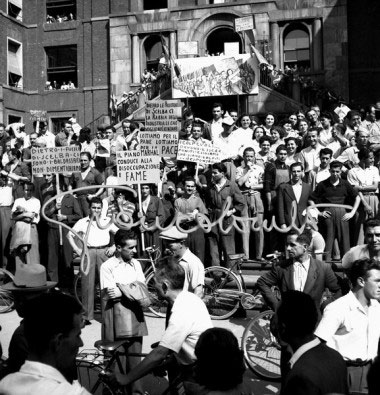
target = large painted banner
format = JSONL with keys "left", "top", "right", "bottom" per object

{"left": 172, "top": 54, "right": 259, "bottom": 98}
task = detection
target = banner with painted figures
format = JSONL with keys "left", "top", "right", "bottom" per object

{"left": 172, "top": 54, "right": 259, "bottom": 98}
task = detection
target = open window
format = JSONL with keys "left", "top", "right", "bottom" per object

{"left": 283, "top": 24, "right": 311, "bottom": 71}
{"left": 8, "top": 39, "right": 23, "bottom": 88}
{"left": 45, "top": 45, "right": 77, "bottom": 89}
{"left": 8, "top": 0, "right": 22, "bottom": 21}
{"left": 46, "top": 0, "right": 76, "bottom": 23}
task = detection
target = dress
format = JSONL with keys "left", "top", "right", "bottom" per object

{"left": 0, "top": 360, "right": 90, "bottom": 395}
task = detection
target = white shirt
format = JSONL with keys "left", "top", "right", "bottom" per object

{"left": 178, "top": 248, "right": 205, "bottom": 293}
{"left": 315, "top": 291, "right": 380, "bottom": 361}
{"left": 40, "top": 131, "right": 56, "bottom": 148}
{"left": 347, "top": 165, "right": 380, "bottom": 191}
{"left": 293, "top": 258, "right": 310, "bottom": 292}
{"left": 159, "top": 291, "right": 212, "bottom": 365}
{"left": 72, "top": 216, "right": 118, "bottom": 247}
{"left": 210, "top": 118, "right": 223, "bottom": 142}
{"left": 289, "top": 338, "right": 321, "bottom": 369}
{"left": 342, "top": 244, "right": 371, "bottom": 269}
{"left": 314, "top": 166, "right": 330, "bottom": 185}
{"left": 292, "top": 182, "right": 302, "bottom": 203}
{"left": 213, "top": 131, "right": 243, "bottom": 160}
{"left": 100, "top": 256, "right": 145, "bottom": 299}
{"left": 0, "top": 185, "right": 14, "bottom": 206}
{"left": 236, "top": 163, "right": 264, "bottom": 190}
{"left": 12, "top": 197, "right": 41, "bottom": 224}
{"left": 0, "top": 360, "right": 90, "bottom": 395}
{"left": 300, "top": 144, "right": 322, "bottom": 173}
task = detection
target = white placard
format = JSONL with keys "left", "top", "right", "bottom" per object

{"left": 176, "top": 141, "right": 222, "bottom": 164}
{"left": 235, "top": 16, "right": 254, "bottom": 32}
{"left": 31, "top": 146, "right": 80, "bottom": 174}
{"left": 178, "top": 41, "right": 199, "bottom": 56}
{"left": 224, "top": 42, "right": 240, "bottom": 57}
{"left": 116, "top": 151, "right": 161, "bottom": 184}
{"left": 140, "top": 131, "right": 178, "bottom": 157}
{"left": 145, "top": 100, "right": 182, "bottom": 133}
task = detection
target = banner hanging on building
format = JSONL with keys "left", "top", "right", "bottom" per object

{"left": 31, "top": 146, "right": 80, "bottom": 174}
{"left": 172, "top": 54, "right": 259, "bottom": 98}
{"left": 176, "top": 141, "right": 222, "bottom": 164}
{"left": 116, "top": 151, "right": 161, "bottom": 184}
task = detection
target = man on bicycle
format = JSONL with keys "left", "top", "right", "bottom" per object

{"left": 110, "top": 259, "right": 212, "bottom": 392}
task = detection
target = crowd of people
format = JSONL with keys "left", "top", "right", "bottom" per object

{"left": 1, "top": 100, "right": 380, "bottom": 394}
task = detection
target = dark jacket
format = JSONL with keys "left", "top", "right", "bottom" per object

{"left": 256, "top": 257, "right": 342, "bottom": 312}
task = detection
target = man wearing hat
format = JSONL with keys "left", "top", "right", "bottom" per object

{"left": 1, "top": 262, "right": 57, "bottom": 377}
{"left": 160, "top": 226, "right": 204, "bottom": 298}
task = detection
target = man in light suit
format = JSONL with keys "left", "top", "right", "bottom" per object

{"left": 278, "top": 291, "right": 348, "bottom": 395}
{"left": 277, "top": 162, "right": 312, "bottom": 231}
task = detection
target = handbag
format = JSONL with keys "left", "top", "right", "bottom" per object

{"left": 117, "top": 281, "right": 152, "bottom": 308}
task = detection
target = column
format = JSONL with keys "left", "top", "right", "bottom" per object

{"left": 132, "top": 34, "right": 140, "bottom": 84}
{"left": 312, "top": 18, "right": 322, "bottom": 71}
{"left": 270, "top": 22, "right": 280, "bottom": 68}
{"left": 169, "top": 31, "right": 176, "bottom": 59}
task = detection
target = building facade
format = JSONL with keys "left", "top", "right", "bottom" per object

{"left": 0, "top": 0, "right": 376, "bottom": 132}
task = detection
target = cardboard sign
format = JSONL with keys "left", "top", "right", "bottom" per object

{"left": 31, "top": 146, "right": 81, "bottom": 174}
{"left": 235, "top": 16, "right": 254, "bottom": 32}
{"left": 145, "top": 100, "right": 182, "bottom": 133}
{"left": 30, "top": 110, "right": 47, "bottom": 122}
{"left": 139, "top": 131, "right": 178, "bottom": 156}
{"left": 116, "top": 151, "right": 161, "bottom": 184}
{"left": 224, "top": 42, "right": 240, "bottom": 56}
{"left": 176, "top": 141, "right": 222, "bottom": 164}
{"left": 178, "top": 41, "right": 198, "bottom": 56}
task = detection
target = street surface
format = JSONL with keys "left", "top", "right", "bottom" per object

{"left": 0, "top": 308, "right": 280, "bottom": 394}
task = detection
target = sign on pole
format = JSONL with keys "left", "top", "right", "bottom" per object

{"left": 234, "top": 16, "right": 254, "bottom": 32}
{"left": 145, "top": 100, "right": 182, "bottom": 133}
{"left": 176, "top": 141, "right": 222, "bottom": 164}
{"left": 139, "top": 131, "right": 178, "bottom": 156}
{"left": 116, "top": 151, "right": 161, "bottom": 184}
{"left": 31, "top": 146, "right": 81, "bottom": 174}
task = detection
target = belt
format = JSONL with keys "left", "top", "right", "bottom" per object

{"left": 345, "top": 359, "right": 372, "bottom": 367}
{"left": 362, "top": 192, "right": 376, "bottom": 196}
{"left": 88, "top": 245, "right": 108, "bottom": 249}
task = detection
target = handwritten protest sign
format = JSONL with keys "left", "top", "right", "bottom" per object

{"left": 30, "top": 110, "right": 47, "bottom": 122}
{"left": 145, "top": 100, "right": 182, "bottom": 132}
{"left": 235, "top": 16, "right": 254, "bottom": 32}
{"left": 31, "top": 146, "right": 80, "bottom": 174}
{"left": 116, "top": 151, "right": 161, "bottom": 184}
{"left": 139, "top": 131, "right": 178, "bottom": 156}
{"left": 176, "top": 141, "right": 222, "bottom": 164}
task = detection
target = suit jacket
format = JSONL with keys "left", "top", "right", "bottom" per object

{"left": 277, "top": 182, "right": 312, "bottom": 227}
{"left": 281, "top": 343, "right": 348, "bottom": 395}
{"left": 256, "top": 257, "right": 342, "bottom": 311}
{"left": 139, "top": 195, "right": 165, "bottom": 227}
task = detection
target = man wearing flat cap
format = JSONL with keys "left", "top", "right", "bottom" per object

{"left": 160, "top": 227, "right": 204, "bottom": 298}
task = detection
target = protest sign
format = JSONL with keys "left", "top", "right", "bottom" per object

{"left": 139, "top": 131, "right": 178, "bottom": 156}
{"left": 116, "top": 151, "right": 161, "bottom": 184}
{"left": 176, "top": 140, "right": 222, "bottom": 164}
{"left": 145, "top": 100, "right": 182, "bottom": 132}
{"left": 224, "top": 42, "right": 240, "bottom": 56}
{"left": 178, "top": 41, "right": 198, "bottom": 56}
{"left": 30, "top": 110, "right": 47, "bottom": 122}
{"left": 31, "top": 146, "right": 80, "bottom": 174}
{"left": 235, "top": 16, "right": 254, "bottom": 32}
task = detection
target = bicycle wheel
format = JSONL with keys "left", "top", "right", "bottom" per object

{"left": 241, "top": 310, "right": 281, "bottom": 381}
{"left": 145, "top": 271, "right": 167, "bottom": 318}
{"left": 203, "top": 266, "right": 243, "bottom": 320}
{"left": 76, "top": 360, "right": 115, "bottom": 395}
{"left": 0, "top": 269, "right": 15, "bottom": 313}
{"left": 74, "top": 273, "right": 101, "bottom": 314}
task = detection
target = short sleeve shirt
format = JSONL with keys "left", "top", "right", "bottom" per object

{"left": 178, "top": 248, "right": 205, "bottom": 292}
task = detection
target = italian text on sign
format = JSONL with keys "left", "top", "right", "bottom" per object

{"left": 31, "top": 146, "right": 81, "bottom": 174}
{"left": 176, "top": 140, "right": 222, "bottom": 164}
{"left": 117, "top": 151, "right": 161, "bottom": 184}
{"left": 145, "top": 100, "right": 182, "bottom": 132}
{"left": 140, "top": 131, "right": 178, "bottom": 156}
{"left": 234, "top": 16, "right": 254, "bottom": 32}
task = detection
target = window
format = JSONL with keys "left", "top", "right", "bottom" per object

{"left": 144, "top": 36, "right": 162, "bottom": 71}
{"left": 8, "top": 0, "right": 22, "bottom": 21}
{"left": 46, "top": 0, "right": 76, "bottom": 23}
{"left": 144, "top": 0, "right": 167, "bottom": 10}
{"left": 50, "top": 117, "right": 70, "bottom": 135}
{"left": 8, "top": 115, "right": 22, "bottom": 125}
{"left": 8, "top": 39, "right": 23, "bottom": 88}
{"left": 45, "top": 45, "right": 77, "bottom": 89}
{"left": 283, "top": 26, "right": 311, "bottom": 71}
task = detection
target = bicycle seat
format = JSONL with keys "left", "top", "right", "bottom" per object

{"left": 94, "top": 339, "right": 130, "bottom": 352}
{"left": 228, "top": 253, "right": 245, "bottom": 261}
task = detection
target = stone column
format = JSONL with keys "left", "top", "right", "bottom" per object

{"left": 270, "top": 22, "right": 280, "bottom": 68}
{"left": 312, "top": 18, "right": 322, "bottom": 71}
{"left": 132, "top": 34, "right": 140, "bottom": 84}
{"left": 169, "top": 31, "right": 176, "bottom": 58}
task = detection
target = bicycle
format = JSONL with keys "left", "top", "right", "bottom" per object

{"left": 0, "top": 268, "right": 15, "bottom": 313}
{"left": 203, "top": 253, "right": 280, "bottom": 320}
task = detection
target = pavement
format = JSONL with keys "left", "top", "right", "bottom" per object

{"left": 0, "top": 308, "right": 280, "bottom": 394}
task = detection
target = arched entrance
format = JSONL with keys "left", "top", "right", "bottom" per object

{"left": 143, "top": 35, "right": 162, "bottom": 72}
{"left": 206, "top": 27, "right": 243, "bottom": 55}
